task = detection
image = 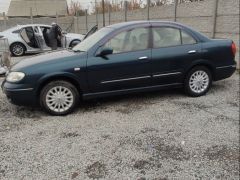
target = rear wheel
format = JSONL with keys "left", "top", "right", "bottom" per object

{"left": 184, "top": 66, "right": 212, "bottom": 97}
{"left": 10, "top": 43, "right": 25, "bottom": 56}
{"left": 40, "top": 81, "right": 79, "bottom": 115}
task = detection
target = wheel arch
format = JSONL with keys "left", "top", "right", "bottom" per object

{"left": 10, "top": 42, "right": 27, "bottom": 51}
{"left": 36, "top": 74, "right": 82, "bottom": 98}
{"left": 184, "top": 59, "right": 216, "bottom": 80}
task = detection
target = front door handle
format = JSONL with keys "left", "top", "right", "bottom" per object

{"left": 138, "top": 56, "right": 148, "bottom": 60}
{"left": 188, "top": 50, "right": 197, "bottom": 54}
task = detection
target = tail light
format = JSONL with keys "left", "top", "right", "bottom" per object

{"left": 231, "top": 42, "right": 237, "bottom": 56}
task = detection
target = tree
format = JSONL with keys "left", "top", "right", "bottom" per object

{"left": 68, "top": 0, "right": 85, "bottom": 16}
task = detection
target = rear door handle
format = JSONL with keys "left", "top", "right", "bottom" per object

{"left": 138, "top": 56, "right": 148, "bottom": 60}
{"left": 188, "top": 50, "right": 197, "bottom": 54}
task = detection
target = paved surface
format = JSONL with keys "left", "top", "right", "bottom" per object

{"left": 0, "top": 56, "right": 239, "bottom": 179}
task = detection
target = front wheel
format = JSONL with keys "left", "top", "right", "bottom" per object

{"left": 184, "top": 66, "right": 212, "bottom": 97}
{"left": 40, "top": 81, "right": 79, "bottom": 115}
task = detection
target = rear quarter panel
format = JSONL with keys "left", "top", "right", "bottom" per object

{"left": 201, "top": 39, "right": 235, "bottom": 67}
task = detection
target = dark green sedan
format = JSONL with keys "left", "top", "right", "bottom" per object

{"left": 1, "top": 21, "right": 237, "bottom": 115}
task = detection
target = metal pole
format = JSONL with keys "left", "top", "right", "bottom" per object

{"left": 124, "top": 1, "right": 127, "bottom": 22}
{"left": 147, "top": 0, "right": 150, "bottom": 20}
{"left": 108, "top": 4, "right": 111, "bottom": 25}
{"left": 85, "top": 9, "right": 88, "bottom": 32}
{"left": 212, "top": 0, "right": 219, "bottom": 38}
{"left": 95, "top": 0, "right": 98, "bottom": 26}
{"left": 30, "top": 7, "right": 33, "bottom": 24}
{"left": 3, "top": 12, "right": 7, "bottom": 30}
{"left": 56, "top": 12, "right": 59, "bottom": 24}
{"left": 102, "top": 0, "right": 105, "bottom": 27}
{"left": 174, "top": 0, "right": 177, "bottom": 22}
{"left": 76, "top": 11, "right": 79, "bottom": 33}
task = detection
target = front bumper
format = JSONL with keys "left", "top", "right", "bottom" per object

{"left": 1, "top": 80, "right": 38, "bottom": 106}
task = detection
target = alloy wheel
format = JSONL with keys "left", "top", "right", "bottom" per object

{"left": 189, "top": 70, "right": 209, "bottom": 94}
{"left": 46, "top": 86, "right": 74, "bottom": 113}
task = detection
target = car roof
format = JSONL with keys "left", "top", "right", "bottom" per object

{"left": 106, "top": 20, "right": 186, "bottom": 29}
{"left": 16, "top": 24, "right": 51, "bottom": 28}
{"left": 106, "top": 20, "right": 209, "bottom": 42}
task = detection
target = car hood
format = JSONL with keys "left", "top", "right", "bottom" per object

{"left": 11, "top": 50, "right": 85, "bottom": 72}
{"left": 0, "top": 32, "right": 6, "bottom": 38}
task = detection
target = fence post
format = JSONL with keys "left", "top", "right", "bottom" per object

{"left": 95, "top": 0, "right": 98, "bottom": 26}
{"left": 85, "top": 9, "right": 88, "bottom": 32}
{"left": 147, "top": 0, "right": 150, "bottom": 20}
{"left": 108, "top": 4, "right": 111, "bottom": 25}
{"left": 102, "top": 0, "right": 105, "bottom": 27}
{"left": 56, "top": 12, "right": 59, "bottom": 24}
{"left": 212, "top": 0, "right": 219, "bottom": 38}
{"left": 3, "top": 12, "right": 7, "bottom": 30}
{"left": 124, "top": 1, "right": 128, "bottom": 22}
{"left": 30, "top": 7, "right": 33, "bottom": 24}
{"left": 174, "top": 0, "right": 177, "bottom": 22}
{"left": 76, "top": 12, "right": 79, "bottom": 33}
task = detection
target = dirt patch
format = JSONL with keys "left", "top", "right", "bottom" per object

{"left": 71, "top": 172, "right": 79, "bottom": 179}
{"left": 61, "top": 132, "right": 80, "bottom": 138}
{"left": 152, "top": 140, "right": 190, "bottom": 161}
{"left": 203, "top": 145, "right": 239, "bottom": 161}
{"left": 85, "top": 161, "right": 107, "bottom": 179}
{"left": 133, "top": 160, "right": 151, "bottom": 170}
{"left": 140, "top": 128, "right": 159, "bottom": 134}
{"left": 172, "top": 101, "right": 212, "bottom": 110}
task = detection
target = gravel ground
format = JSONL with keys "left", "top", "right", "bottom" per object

{"left": 0, "top": 57, "right": 239, "bottom": 179}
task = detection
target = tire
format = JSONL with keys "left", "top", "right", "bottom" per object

{"left": 10, "top": 43, "right": 26, "bottom": 57}
{"left": 69, "top": 40, "right": 81, "bottom": 48}
{"left": 40, "top": 81, "right": 79, "bottom": 115}
{"left": 184, "top": 66, "right": 212, "bottom": 97}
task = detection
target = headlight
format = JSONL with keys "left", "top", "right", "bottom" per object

{"left": 6, "top": 72, "right": 25, "bottom": 83}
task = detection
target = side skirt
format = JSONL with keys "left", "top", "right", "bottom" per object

{"left": 82, "top": 83, "right": 183, "bottom": 100}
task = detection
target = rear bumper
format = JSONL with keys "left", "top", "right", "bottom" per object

{"left": 214, "top": 64, "right": 236, "bottom": 81}
{"left": 1, "top": 80, "right": 38, "bottom": 106}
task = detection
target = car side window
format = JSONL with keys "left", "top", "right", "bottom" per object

{"left": 181, "top": 31, "right": 197, "bottom": 45}
{"left": 103, "top": 27, "right": 149, "bottom": 54}
{"left": 153, "top": 27, "right": 181, "bottom": 48}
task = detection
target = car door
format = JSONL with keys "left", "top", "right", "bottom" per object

{"left": 151, "top": 26, "right": 202, "bottom": 85}
{"left": 87, "top": 27, "right": 152, "bottom": 93}
{"left": 20, "top": 26, "right": 40, "bottom": 49}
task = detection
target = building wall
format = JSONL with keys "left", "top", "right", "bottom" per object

{"left": 7, "top": 0, "right": 68, "bottom": 17}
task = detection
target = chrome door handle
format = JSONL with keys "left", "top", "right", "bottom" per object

{"left": 188, "top": 50, "right": 197, "bottom": 54}
{"left": 138, "top": 56, "right": 148, "bottom": 60}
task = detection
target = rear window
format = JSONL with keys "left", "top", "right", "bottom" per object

{"left": 181, "top": 31, "right": 197, "bottom": 45}
{"left": 153, "top": 27, "right": 181, "bottom": 48}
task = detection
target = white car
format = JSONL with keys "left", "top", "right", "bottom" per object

{"left": 0, "top": 24, "right": 87, "bottom": 56}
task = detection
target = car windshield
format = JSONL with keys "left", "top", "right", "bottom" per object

{"left": 72, "top": 27, "right": 113, "bottom": 52}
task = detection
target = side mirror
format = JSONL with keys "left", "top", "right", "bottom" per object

{"left": 98, "top": 47, "right": 113, "bottom": 57}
